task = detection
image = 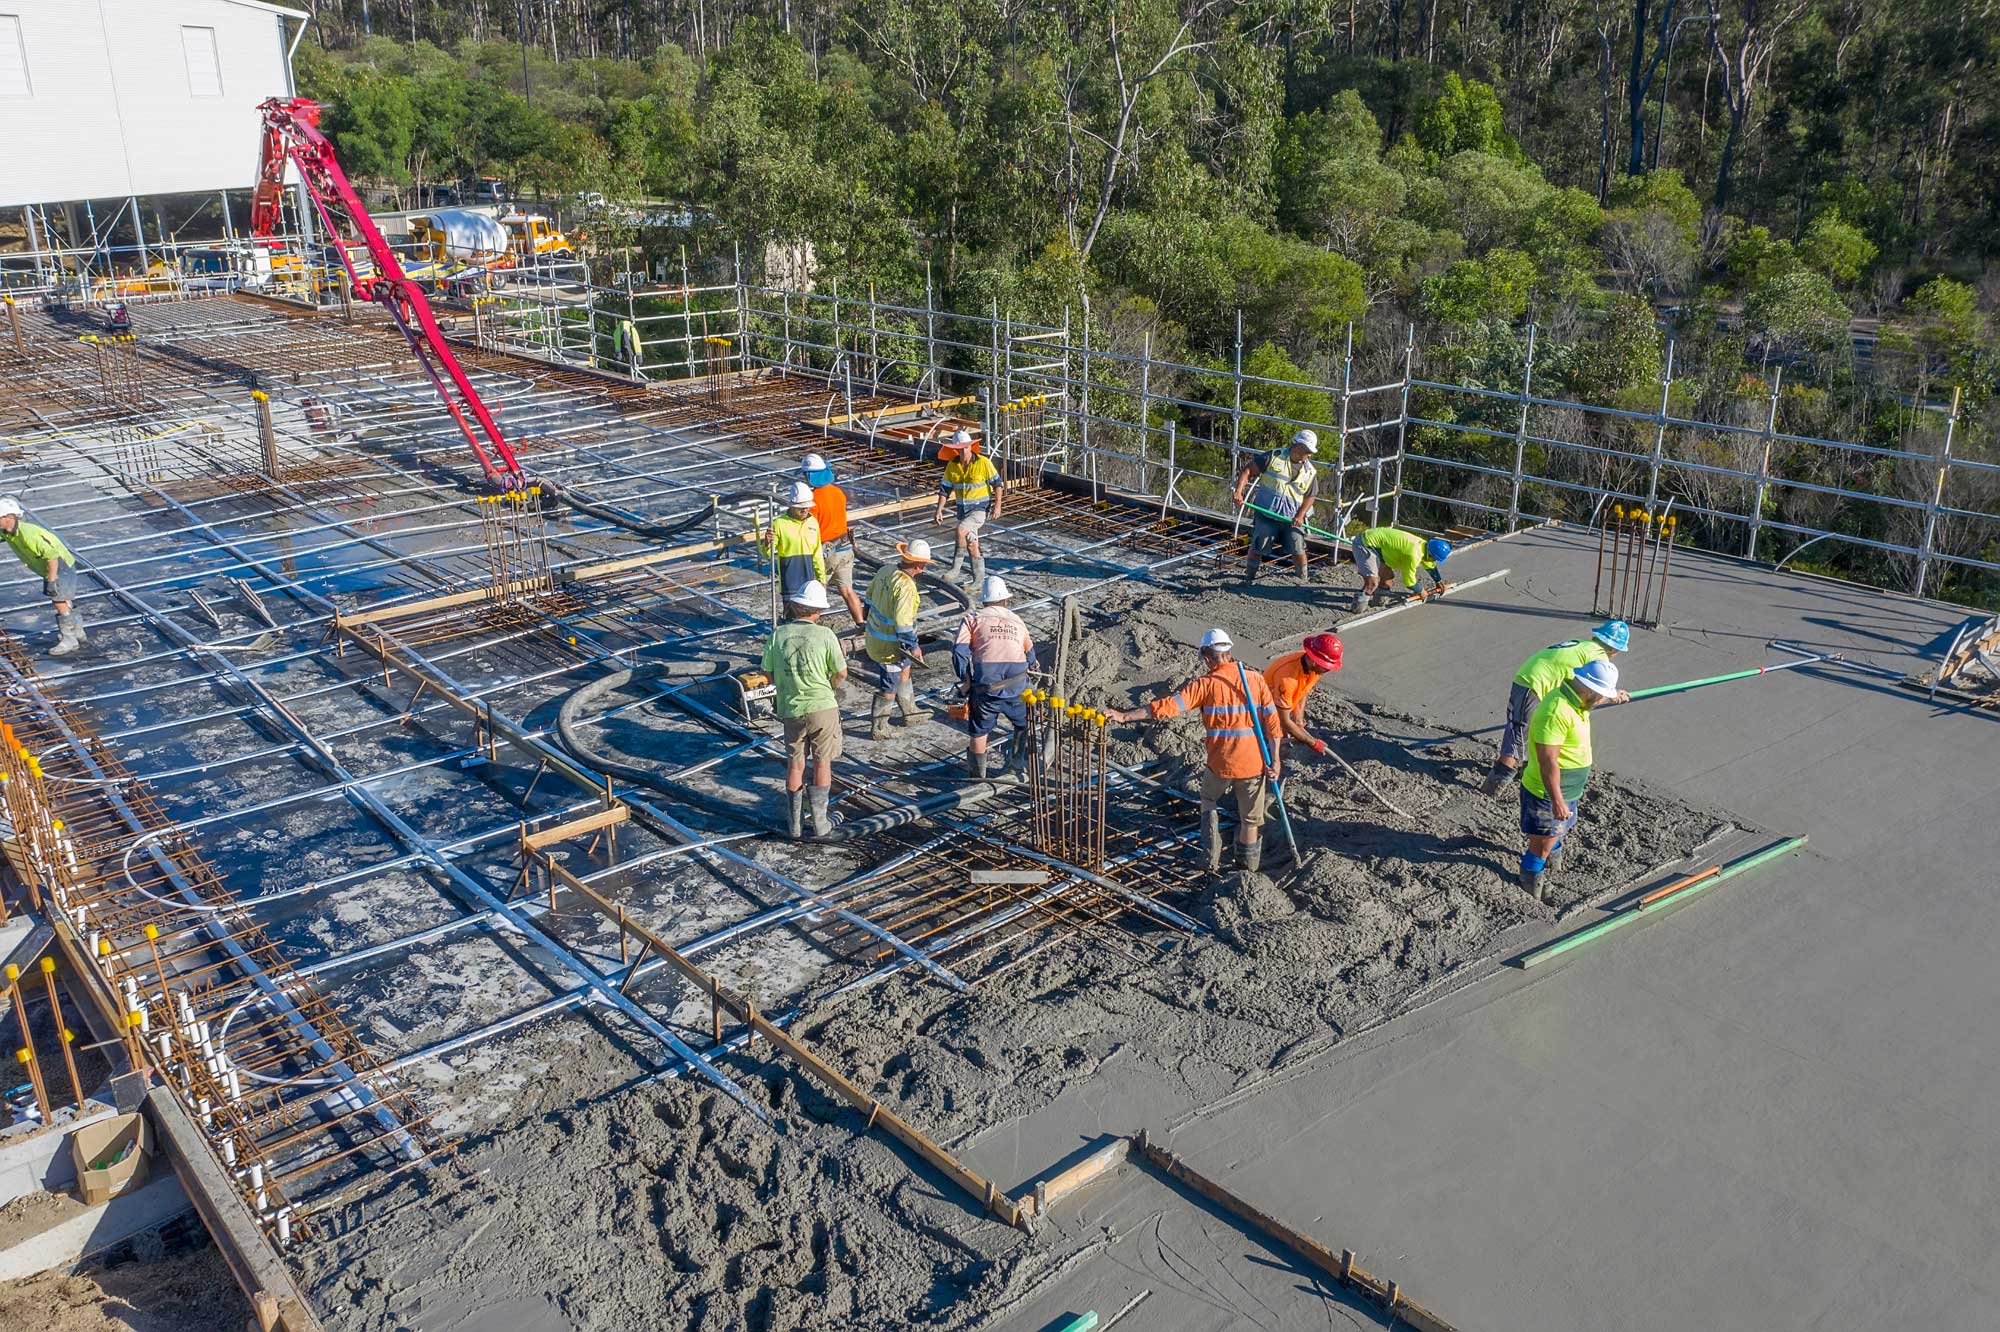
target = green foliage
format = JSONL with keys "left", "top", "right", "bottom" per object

{"left": 1745, "top": 266, "right": 1850, "bottom": 354}
{"left": 322, "top": 75, "right": 417, "bottom": 185}
{"left": 1797, "top": 214, "right": 1877, "bottom": 286}
{"left": 1415, "top": 73, "right": 1515, "bottom": 160}
{"left": 1273, "top": 92, "right": 1405, "bottom": 256}
{"left": 1723, "top": 225, "right": 1798, "bottom": 290}
{"left": 1419, "top": 249, "right": 1536, "bottom": 325}
{"left": 1239, "top": 343, "right": 1333, "bottom": 450}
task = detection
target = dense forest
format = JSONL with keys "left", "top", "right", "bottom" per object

{"left": 291, "top": 0, "right": 2000, "bottom": 601}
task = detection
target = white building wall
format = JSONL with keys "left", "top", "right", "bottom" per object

{"left": 0, "top": 0, "right": 303, "bottom": 208}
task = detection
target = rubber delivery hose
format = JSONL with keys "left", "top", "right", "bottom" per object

{"left": 553, "top": 664, "right": 1004, "bottom": 841}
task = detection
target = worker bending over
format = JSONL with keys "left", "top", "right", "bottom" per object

{"left": 1483, "top": 620, "right": 1632, "bottom": 794}
{"left": 802, "top": 453, "right": 866, "bottom": 628}
{"left": 762, "top": 581, "right": 848, "bottom": 839}
{"left": 1518, "top": 659, "right": 1620, "bottom": 901}
{"left": 0, "top": 498, "right": 84, "bottom": 657}
{"left": 766, "top": 482, "right": 827, "bottom": 604}
{"left": 1232, "top": 429, "right": 1320, "bottom": 583}
{"left": 1109, "top": 628, "right": 1281, "bottom": 874}
{"left": 934, "top": 429, "right": 1002, "bottom": 590}
{"left": 864, "top": 539, "right": 933, "bottom": 739}
{"left": 1350, "top": 526, "right": 1451, "bottom": 611}
{"left": 953, "top": 576, "right": 1038, "bottom": 780}
{"left": 1263, "top": 633, "right": 1343, "bottom": 759}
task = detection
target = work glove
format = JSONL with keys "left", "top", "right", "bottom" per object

{"left": 1311, "top": 738, "right": 1329, "bottom": 756}
{"left": 41, "top": 578, "right": 59, "bottom": 599}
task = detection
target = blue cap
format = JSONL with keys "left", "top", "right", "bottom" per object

{"left": 1591, "top": 619, "right": 1630, "bottom": 652}
{"left": 1424, "top": 538, "right": 1452, "bottom": 564}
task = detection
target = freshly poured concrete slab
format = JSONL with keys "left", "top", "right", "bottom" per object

{"left": 1003, "top": 527, "right": 2000, "bottom": 1330}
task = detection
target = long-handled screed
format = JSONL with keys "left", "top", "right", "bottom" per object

{"left": 1236, "top": 660, "right": 1300, "bottom": 865}
{"left": 1623, "top": 650, "right": 1844, "bottom": 701}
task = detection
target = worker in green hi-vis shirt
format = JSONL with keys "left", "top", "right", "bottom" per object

{"left": 0, "top": 497, "right": 86, "bottom": 658}
{"left": 1517, "top": 659, "right": 1621, "bottom": 902}
{"left": 1482, "top": 620, "right": 1633, "bottom": 794}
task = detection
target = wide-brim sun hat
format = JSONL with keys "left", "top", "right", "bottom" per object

{"left": 897, "top": 539, "right": 934, "bottom": 563}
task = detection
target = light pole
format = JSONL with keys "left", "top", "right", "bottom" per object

{"left": 1655, "top": 12, "right": 1720, "bottom": 170}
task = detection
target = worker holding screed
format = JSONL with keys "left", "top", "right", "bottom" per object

{"left": 1482, "top": 620, "right": 1632, "bottom": 795}
{"left": 1232, "top": 429, "right": 1320, "bottom": 584}
{"left": 762, "top": 581, "right": 847, "bottom": 840}
{"left": 864, "top": 539, "right": 934, "bottom": 739}
{"left": 952, "top": 576, "right": 1038, "bottom": 782}
{"left": 1517, "top": 658, "right": 1621, "bottom": 902}
{"left": 1108, "top": 628, "right": 1282, "bottom": 875}
{"left": 0, "top": 498, "right": 85, "bottom": 658}
{"left": 934, "top": 429, "right": 1003, "bottom": 591}
{"left": 1349, "top": 526, "right": 1451, "bottom": 611}
{"left": 801, "top": 453, "right": 867, "bottom": 630}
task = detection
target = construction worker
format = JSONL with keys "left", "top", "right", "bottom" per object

{"left": 1482, "top": 620, "right": 1632, "bottom": 794}
{"left": 616, "top": 316, "right": 645, "bottom": 380}
{"left": 762, "top": 580, "right": 848, "bottom": 839}
{"left": 1109, "top": 628, "right": 1281, "bottom": 874}
{"left": 1518, "top": 659, "right": 1620, "bottom": 901}
{"left": 864, "top": 539, "right": 932, "bottom": 739}
{"left": 0, "top": 498, "right": 84, "bottom": 658}
{"left": 1263, "top": 632, "right": 1343, "bottom": 758}
{"left": 933, "top": 428, "right": 1002, "bottom": 590}
{"left": 1231, "top": 428, "right": 1320, "bottom": 583}
{"left": 765, "top": 481, "right": 827, "bottom": 604}
{"left": 1350, "top": 526, "right": 1452, "bottom": 611}
{"left": 953, "top": 575, "right": 1037, "bottom": 780}
{"left": 802, "top": 453, "right": 866, "bottom": 628}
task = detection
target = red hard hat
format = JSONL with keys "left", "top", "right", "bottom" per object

{"left": 1303, "top": 632, "right": 1343, "bottom": 672}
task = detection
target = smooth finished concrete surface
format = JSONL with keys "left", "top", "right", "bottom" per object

{"left": 997, "top": 525, "right": 2000, "bottom": 1331}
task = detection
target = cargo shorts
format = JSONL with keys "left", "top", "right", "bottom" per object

{"left": 1348, "top": 537, "right": 1383, "bottom": 579}
{"left": 822, "top": 543, "right": 857, "bottom": 594}
{"left": 955, "top": 506, "right": 990, "bottom": 539}
{"left": 782, "top": 708, "right": 843, "bottom": 763}
{"left": 1250, "top": 512, "right": 1304, "bottom": 560}
{"left": 47, "top": 563, "right": 78, "bottom": 604}
{"left": 1519, "top": 787, "right": 1580, "bottom": 839}
{"left": 1200, "top": 770, "right": 1269, "bottom": 828}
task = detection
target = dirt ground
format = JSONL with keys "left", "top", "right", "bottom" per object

{"left": 288, "top": 563, "right": 1738, "bottom": 1331}
{"left": 0, "top": 1228, "right": 247, "bottom": 1332}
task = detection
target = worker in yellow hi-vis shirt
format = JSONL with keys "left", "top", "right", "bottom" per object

{"left": 0, "top": 497, "right": 84, "bottom": 657}
{"left": 933, "top": 428, "right": 1002, "bottom": 591}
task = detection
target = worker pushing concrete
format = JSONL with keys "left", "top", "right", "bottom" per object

{"left": 766, "top": 481, "right": 827, "bottom": 604}
{"left": 801, "top": 454, "right": 867, "bottom": 629}
{"left": 953, "top": 576, "right": 1038, "bottom": 780}
{"left": 1350, "top": 525, "right": 1452, "bottom": 611}
{"left": 762, "top": 580, "right": 848, "bottom": 839}
{"left": 1232, "top": 428, "right": 1321, "bottom": 583}
{"left": 864, "top": 539, "right": 933, "bottom": 739}
{"left": 1482, "top": 621, "right": 1632, "bottom": 795}
{"left": 0, "top": 498, "right": 85, "bottom": 657}
{"left": 1109, "top": 628, "right": 1282, "bottom": 874}
{"left": 1518, "top": 659, "right": 1620, "bottom": 901}
{"left": 933, "top": 429, "right": 1003, "bottom": 590}
{"left": 1263, "top": 632, "right": 1343, "bottom": 759}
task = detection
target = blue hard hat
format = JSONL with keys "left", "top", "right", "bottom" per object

{"left": 1424, "top": 538, "right": 1452, "bottom": 564}
{"left": 1591, "top": 620, "right": 1631, "bottom": 652}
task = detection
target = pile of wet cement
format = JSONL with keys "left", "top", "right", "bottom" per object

{"left": 301, "top": 568, "right": 1738, "bottom": 1330}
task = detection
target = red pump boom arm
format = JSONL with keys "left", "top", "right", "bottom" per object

{"left": 249, "top": 97, "right": 526, "bottom": 487}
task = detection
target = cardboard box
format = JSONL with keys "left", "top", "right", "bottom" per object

{"left": 69, "top": 1112, "right": 150, "bottom": 1206}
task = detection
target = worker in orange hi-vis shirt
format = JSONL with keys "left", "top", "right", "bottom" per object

{"left": 801, "top": 453, "right": 866, "bottom": 628}
{"left": 1109, "top": 627, "right": 1281, "bottom": 875}
{"left": 1262, "top": 632, "right": 1343, "bottom": 760}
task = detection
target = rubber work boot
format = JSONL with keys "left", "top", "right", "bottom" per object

{"left": 944, "top": 544, "right": 964, "bottom": 580}
{"left": 786, "top": 788, "right": 805, "bottom": 841}
{"left": 1201, "top": 804, "right": 1224, "bottom": 874}
{"left": 968, "top": 556, "right": 986, "bottom": 593}
{"left": 1239, "top": 839, "right": 1263, "bottom": 874}
{"left": 1520, "top": 867, "right": 1547, "bottom": 902}
{"left": 895, "top": 676, "right": 923, "bottom": 724}
{"left": 48, "top": 611, "right": 84, "bottom": 658}
{"left": 1004, "top": 735, "right": 1030, "bottom": 782}
{"left": 870, "top": 694, "right": 893, "bottom": 741}
{"left": 1480, "top": 763, "right": 1511, "bottom": 797}
{"left": 968, "top": 749, "right": 988, "bottom": 780}
{"left": 809, "top": 787, "right": 838, "bottom": 838}
{"left": 1547, "top": 840, "right": 1566, "bottom": 874}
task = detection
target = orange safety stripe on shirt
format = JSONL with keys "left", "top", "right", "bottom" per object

{"left": 1262, "top": 651, "right": 1321, "bottom": 717}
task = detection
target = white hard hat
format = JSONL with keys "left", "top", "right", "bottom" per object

{"left": 897, "top": 538, "right": 934, "bottom": 563}
{"left": 980, "top": 575, "right": 1011, "bottom": 604}
{"left": 785, "top": 480, "right": 815, "bottom": 506}
{"left": 1572, "top": 659, "right": 1621, "bottom": 699}
{"left": 1200, "top": 627, "right": 1233, "bottom": 651}
{"left": 1292, "top": 428, "right": 1320, "bottom": 454}
{"left": 789, "top": 580, "right": 830, "bottom": 611}
{"left": 952, "top": 428, "right": 974, "bottom": 446}
{"left": 801, "top": 453, "right": 828, "bottom": 474}
{"left": 0, "top": 497, "right": 20, "bottom": 520}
